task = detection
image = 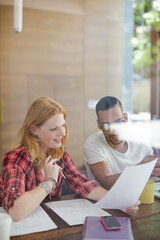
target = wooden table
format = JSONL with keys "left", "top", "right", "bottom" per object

{"left": 11, "top": 194, "right": 160, "bottom": 240}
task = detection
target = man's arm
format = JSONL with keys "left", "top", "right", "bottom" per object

{"left": 90, "top": 161, "right": 120, "bottom": 190}
{"left": 90, "top": 155, "right": 160, "bottom": 191}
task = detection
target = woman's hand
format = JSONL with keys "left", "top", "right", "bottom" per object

{"left": 44, "top": 155, "right": 62, "bottom": 182}
{"left": 126, "top": 200, "right": 141, "bottom": 215}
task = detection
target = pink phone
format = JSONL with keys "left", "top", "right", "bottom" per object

{"left": 100, "top": 216, "right": 122, "bottom": 231}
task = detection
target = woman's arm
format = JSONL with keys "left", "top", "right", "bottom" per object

{"left": 9, "top": 179, "right": 53, "bottom": 221}
{"left": 8, "top": 156, "right": 61, "bottom": 221}
{"left": 86, "top": 186, "right": 107, "bottom": 201}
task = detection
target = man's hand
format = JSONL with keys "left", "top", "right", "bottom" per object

{"left": 140, "top": 155, "right": 160, "bottom": 177}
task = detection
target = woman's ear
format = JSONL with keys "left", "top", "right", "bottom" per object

{"left": 29, "top": 124, "right": 37, "bottom": 136}
{"left": 124, "top": 113, "right": 128, "bottom": 122}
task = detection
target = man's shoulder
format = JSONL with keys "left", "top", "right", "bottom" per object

{"left": 84, "top": 131, "right": 105, "bottom": 147}
{"left": 128, "top": 140, "right": 153, "bottom": 154}
{"left": 128, "top": 140, "right": 152, "bottom": 148}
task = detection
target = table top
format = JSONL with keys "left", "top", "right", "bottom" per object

{"left": 11, "top": 194, "right": 160, "bottom": 240}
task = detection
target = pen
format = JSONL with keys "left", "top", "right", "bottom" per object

{"left": 54, "top": 162, "right": 66, "bottom": 179}
{"left": 50, "top": 157, "right": 66, "bottom": 179}
{"left": 59, "top": 169, "right": 66, "bottom": 179}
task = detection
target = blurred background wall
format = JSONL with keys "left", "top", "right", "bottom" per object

{"left": 0, "top": 0, "right": 127, "bottom": 169}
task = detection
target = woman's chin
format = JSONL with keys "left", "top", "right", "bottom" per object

{"left": 52, "top": 143, "right": 62, "bottom": 148}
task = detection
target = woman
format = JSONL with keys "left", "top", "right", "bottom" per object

{"left": 0, "top": 97, "right": 140, "bottom": 221}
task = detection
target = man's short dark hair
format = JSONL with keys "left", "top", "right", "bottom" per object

{"left": 96, "top": 96, "right": 123, "bottom": 120}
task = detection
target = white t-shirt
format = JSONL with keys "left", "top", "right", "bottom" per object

{"left": 83, "top": 131, "right": 153, "bottom": 180}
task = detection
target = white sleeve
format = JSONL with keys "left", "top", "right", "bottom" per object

{"left": 144, "top": 144, "right": 153, "bottom": 157}
{"left": 83, "top": 140, "right": 108, "bottom": 165}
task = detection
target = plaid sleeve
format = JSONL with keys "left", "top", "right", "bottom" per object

{"left": 1, "top": 157, "right": 26, "bottom": 212}
{"left": 61, "top": 152, "right": 100, "bottom": 198}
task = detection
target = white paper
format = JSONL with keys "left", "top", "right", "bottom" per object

{"left": 0, "top": 205, "right": 57, "bottom": 236}
{"left": 94, "top": 159, "right": 157, "bottom": 212}
{"left": 45, "top": 199, "right": 110, "bottom": 226}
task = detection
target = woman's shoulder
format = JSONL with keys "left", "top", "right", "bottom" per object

{"left": 62, "top": 150, "right": 71, "bottom": 159}
{"left": 3, "top": 145, "right": 31, "bottom": 166}
{"left": 60, "top": 150, "right": 72, "bottom": 165}
{"left": 4, "top": 145, "right": 28, "bottom": 156}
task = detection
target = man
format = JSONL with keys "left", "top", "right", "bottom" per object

{"left": 83, "top": 96, "right": 160, "bottom": 190}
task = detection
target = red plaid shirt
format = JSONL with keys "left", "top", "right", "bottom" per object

{"left": 0, "top": 145, "right": 99, "bottom": 212}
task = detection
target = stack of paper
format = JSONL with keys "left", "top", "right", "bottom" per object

{"left": 45, "top": 199, "right": 110, "bottom": 226}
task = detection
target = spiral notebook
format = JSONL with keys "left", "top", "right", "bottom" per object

{"left": 154, "top": 182, "right": 160, "bottom": 199}
{"left": 82, "top": 216, "right": 134, "bottom": 240}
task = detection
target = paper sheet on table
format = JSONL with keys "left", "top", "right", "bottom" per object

{"left": 94, "top": 159, "right": 157, "bottom": 212}
{"left": 45, "top": 199, "right": 110, "bottom": 226}
{"left": 0, "top": 205, "right": 57, "bottom": 236}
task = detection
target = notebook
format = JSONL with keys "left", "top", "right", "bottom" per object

{"left": 82, "top": 216, "right": 134, "bottom": 240}
{"left": 154, "top": 182, "right": 160, "bottom": 199}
